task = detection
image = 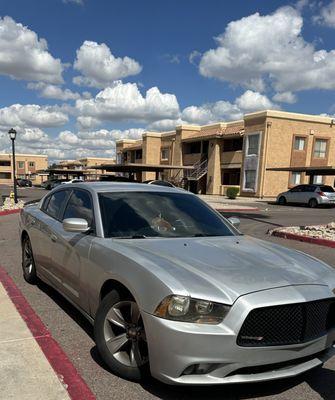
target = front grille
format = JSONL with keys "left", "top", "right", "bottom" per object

{"left": 237, "top": 298, "right": 335, "bottom": 347}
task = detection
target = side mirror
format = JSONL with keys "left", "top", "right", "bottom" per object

{"left": 228, "top": 217, "right": 240, "bottom": 230}
{"left": 63, "top": 218, "right": 89, "bottom": 233}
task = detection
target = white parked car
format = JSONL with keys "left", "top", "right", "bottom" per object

{"left": 61, "top": 178, "right": 84, "bottom": 185}
{"left": 277, "top": 184, "right": 335, "bottom": 208}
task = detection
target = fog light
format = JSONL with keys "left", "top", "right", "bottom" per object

{"left": 182, "top": 363, "right": 214, "bottom": 375}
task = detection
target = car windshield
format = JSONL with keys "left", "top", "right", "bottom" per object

{"left": 98, "top": 191, "right": 236, "bottom": 238}
{"left": 318, "top": 185, "right": 335, "bottom": 193}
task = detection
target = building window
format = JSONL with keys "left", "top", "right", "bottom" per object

{"left": 247, "top": 134, "right": 260, "bottom": 155}
{"left": 244, "top": 170, "right": 256, "bottom": 190}
{"left": 0, "top": 172, "right": 11, "bottom": 179}
{"left": 222, "top": 138, "right": 243, "bottom": 152}
{"left": 221, "top": 169, "right": 240, "bottom": 185}
{"left": 28, "top": 161, "right": 35, "bottom": 168}
{"left": 135, "top": 149, "right": 142, "bottom": 160}
{"left": 161, "top": 148, "right": 169, "bottom": 160}
{"left": 294, "top": 137, "right": 305, "bottom": 151}
{"left": 291, "top": 172, "right": 301, "bottom": 185}
{"left": 314, "top": 139, "right": 327, "bottom": 158}
{"left": 0, "top": 160, "right": 11, "bottom": 167}
{"left": 313, "top": 175, "right": 323, "bottom": 184}
{"left": 184, "top": 142, "right": 201, "bottom": 154}
{"left": 18, "top": 161, "right": 25, "bottom": 168}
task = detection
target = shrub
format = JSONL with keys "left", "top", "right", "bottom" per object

{"left": 226, "top": 187, "right": 239, "bottom": 199}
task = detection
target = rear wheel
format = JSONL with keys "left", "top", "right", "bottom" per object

{"left": 308, "top": 198, "right": 318, "bottom": 208}
{"left": 278, "top": 196, "right": 287, "bottom": 205}
{"left": 94, "top": 290, "right": 149, "bottom": 381}
{"left": 22, "top": 236, "right": 37, "bottom": 284}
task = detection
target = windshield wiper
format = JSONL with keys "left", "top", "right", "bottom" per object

{"left": 113, "top": 234, "right": 147, "bottom": 239}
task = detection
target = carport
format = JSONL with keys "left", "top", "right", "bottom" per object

{"left": 92, "top": 163, "right": 194, "bottom": 181}
{"left": 267, "top": 166, "right": 335, "bottom": 184}
{"left": 37, "top": 168, "right": 85, "bottom": 180}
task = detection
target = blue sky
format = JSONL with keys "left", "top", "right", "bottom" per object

{"left": 1, "top": 0, "right": 335, "bottom": 160}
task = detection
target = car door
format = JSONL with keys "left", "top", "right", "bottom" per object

{"left": 287, "top": 185, "right": 306, "bottom": 203}
{"left": 50, "top": 188, "right": 95, "bottom": 310}
{"left": 33, "top": 189, "right": 71, "bottom": 288}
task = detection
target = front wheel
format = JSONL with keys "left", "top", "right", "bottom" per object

{"left": 22, "top": 236, "right": 38, "bottom": 284}
{"left": 94, "top": 290, "right": 149, "bottom": 381}
{"left": 278, "top": 196, "right": 287, "bottom": 205}
{"left": 308, "top": 198, "right": 318, "bottom": 208}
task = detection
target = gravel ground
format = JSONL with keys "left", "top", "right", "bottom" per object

{"left": 0, "top": 193, "right": 335, "bottom": 399}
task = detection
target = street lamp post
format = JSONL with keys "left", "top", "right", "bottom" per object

{"left": 8, "top": 128, "right": 18, "bottom": 203}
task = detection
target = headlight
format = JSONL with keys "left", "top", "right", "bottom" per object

{"left": 154, "top": 295, "right": 230, "bottom": 324}
{"left": 332, "top": 288, "right": 335, "bottom": 295}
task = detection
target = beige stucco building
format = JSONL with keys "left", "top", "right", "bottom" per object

{"left": 116, "top": 110, "right": 335, "bottom": 197}
{"left": 50, "top": 157, "right": 115, "bottom": 180}
{"left": 0, "top": 153, "right": 48, "bottom": 185}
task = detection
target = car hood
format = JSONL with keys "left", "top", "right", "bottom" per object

{"left": 114, "top": 235, "right": 335, "bottom": 304}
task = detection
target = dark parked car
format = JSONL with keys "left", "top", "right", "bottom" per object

{"left": 41, "top": 179, "right": 67, "bottom": 190}
{"left": 16, "top": 178, "right": 33, "bottom": 187}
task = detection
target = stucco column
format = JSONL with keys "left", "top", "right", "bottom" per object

{"left": 206, "top": 139, "right": 221, "bottom": 195}
{"left": 142, "top": 133, "right": 161, "bottom": 181}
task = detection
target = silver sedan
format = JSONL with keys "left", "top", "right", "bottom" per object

{"left": 20, "top": 182, "right": 335, "bottom": 385}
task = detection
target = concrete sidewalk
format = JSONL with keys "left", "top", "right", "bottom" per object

{"left": 0, "top": 282, "right": 71, "bottom": 399}
{"left": 0, "top": 268, "right": 95, "bottom": 400}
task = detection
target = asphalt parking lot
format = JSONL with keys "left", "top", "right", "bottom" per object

{"left": 0, "top": 187, "right": 335, "bottom": 399}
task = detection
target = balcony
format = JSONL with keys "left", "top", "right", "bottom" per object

{"left": 221, "top": 150, "right": 242, "bottom": 166}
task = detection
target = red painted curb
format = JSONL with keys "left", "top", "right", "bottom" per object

{"left": 0, "top": 209, "right": 21, "bottom": 216}
{"left": 271, "top": 230, "right": 335, "bottom": 248}
{"left": 0, "top": 266, "right": 96, "bottom": 400}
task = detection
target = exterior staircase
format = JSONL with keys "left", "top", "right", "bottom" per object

{"left": 184, "top": 159, "right": 208, "bottom": 181}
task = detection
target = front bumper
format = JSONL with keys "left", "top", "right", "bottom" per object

{"left": 142, "top": 285, "right": 335, "bottom": 385}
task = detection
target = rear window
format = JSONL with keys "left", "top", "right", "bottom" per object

{"left": 318, "top": 185, "right": 334, "bottom": 193}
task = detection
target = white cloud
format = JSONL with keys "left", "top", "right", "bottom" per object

{"left": 76, "top": 81, "right": 180, "bottom": 124}
{"left": 235, "top": 90, "right": 276, "bottom": 112}
{"left": 73, "top": 41, "right": 142, "bottom": 88}
{"left": 272, "top": 91, "right": 297, "bottom": 104}
{"left": 27, "top": 82, "right": 81, "bottom": 101}
{"left": 0, "top": 126, "right": 144, "bottom": 161}
{"left": 0, "top": 104, "right": 68, "bottom": 129}
{"left": 76, "top": 116, "right": 100, "bottom": 130}
{"left": 198, "top": 6, "right": 335, "bottom": 92}
{"left": 0, "top": 16, "right": 63, "bottom": 83}
{"left": 314, "top": 1, "right": 335, "bottom": 27}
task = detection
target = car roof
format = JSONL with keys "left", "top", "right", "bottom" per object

{"left": 56, "top": 181, "right": 187, "bottom": 194}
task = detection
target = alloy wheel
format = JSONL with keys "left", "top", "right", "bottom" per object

{"left": 23, "top": 239, "right": 34, "bottom": 275}
{"left": 103, "top": 301, "right": 148, "bottom": 368}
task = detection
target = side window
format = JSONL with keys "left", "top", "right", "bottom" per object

{"left": 41, "top": 195, "right": 51, "bottom": 212}
{"left": 46, "top": 190, "right": 70, "bottom": 220}
{"left": 290, "top": 185, "right": 302, "bottom": 193}
{"left": 63, "top": 189, "right": 94, "bottom": 228}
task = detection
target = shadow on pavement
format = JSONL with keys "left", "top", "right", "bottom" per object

{"left": 37, "top": 279, "right": 94, "bottom": 338}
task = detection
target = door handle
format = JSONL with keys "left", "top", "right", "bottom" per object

{"left": 50, "top": 234, "right": 58, "bottom": 242}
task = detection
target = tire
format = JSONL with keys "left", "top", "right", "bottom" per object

{"left": 278, "top": 196, "right": 287, "bottom": 205}
{"left": 94, "top": 290, "right": 149, "bottom": 381}
{"left": 22, "top": 236, "right": 38, "bottom": 284}
{"left": 308, "top": 198, "right": 318, "bottom": 208}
